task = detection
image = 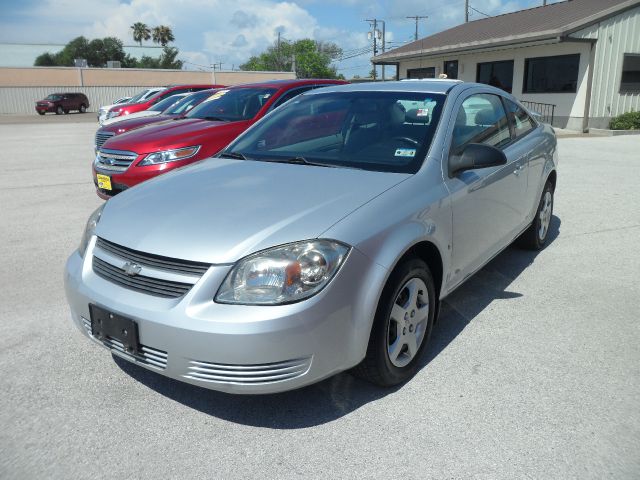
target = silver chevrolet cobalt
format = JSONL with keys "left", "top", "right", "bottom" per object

{"left": 65, "top": 80, "right": 558, "bottom": 394}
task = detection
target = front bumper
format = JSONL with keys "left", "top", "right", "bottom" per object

{"left": 64, "top": 240, "right": 387, "bottom": 394}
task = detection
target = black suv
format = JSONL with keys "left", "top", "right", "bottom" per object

{"left": 36, "top": 93, "right": 90, "bottom": 115}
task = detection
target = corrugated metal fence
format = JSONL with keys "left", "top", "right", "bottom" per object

{"left": 0, "top": 86, "right": 159, "bottom": 114}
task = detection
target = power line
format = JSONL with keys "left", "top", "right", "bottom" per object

{"left": 469, "top": 5, "right": 491, "bottom": 18}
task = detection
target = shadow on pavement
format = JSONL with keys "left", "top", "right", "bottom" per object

{"left": 115, "top": 216, "right": 561, "bottom": 428}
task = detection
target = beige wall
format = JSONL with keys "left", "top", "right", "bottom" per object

{"left": 0, "top": 66, "right": 295, "bottom": 87}
{"left": 0, "top": 67, "right": 297, "bottom": 114}
{"left": 398, "top": 41, "right": 593, "bottom": 130}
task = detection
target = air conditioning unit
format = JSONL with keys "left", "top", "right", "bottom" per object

{"left": 106, "top": 61, "right": 121, "bottom": 69}
{"left": 74, "top": 58, "right": 88, "bottom": 67}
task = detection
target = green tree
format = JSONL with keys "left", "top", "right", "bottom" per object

{"left": 131, "top": 22, "right": 151, "bottom": 46}
{"left": 240, "top": 38, "right": 342, "bottom": 79}
{"left": 152, "top": 26, "right": 175, "bottom": 47}
{"left": 34, "top": 52, "right": 58, "bottom": 66}
{"left": 33, "top": 35, "right": 182, "bottom": 69}
{"left": 55, "top": 36, "right": 91, "bottom": 66}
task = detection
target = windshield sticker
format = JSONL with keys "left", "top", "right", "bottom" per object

{"left": 416, "top": 108, "right": 429, "bottom": 117}
{"left": 204, "top": 90, "right": 229, "bottom": 102}
{"left": 395, "top": 148, "right": 416, "bottom": 157}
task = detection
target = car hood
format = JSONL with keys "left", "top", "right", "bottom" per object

{"left": 97, "top": 159, "right": 409, "bottom": 264}
{"left": 99, "top": 115, "right": 176, "bottom": 133}
{"left": 102, "top": 109, "right": 161, "bottom": 126}
{"left": 102, "top": 118, "right": 247, "bottom": 154}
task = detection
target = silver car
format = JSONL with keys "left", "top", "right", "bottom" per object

{"left": 65, "top": 80, "right": 558, "bottom": 394}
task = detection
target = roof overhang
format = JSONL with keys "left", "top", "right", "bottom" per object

{"left": 373, "top": 0, "right": 639, "bottom": 65}
{"left": 373, "top": 35, "right": 563, "bottom": 64}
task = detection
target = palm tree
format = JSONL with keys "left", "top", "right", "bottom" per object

{"left": 130, "top": 22, "right": 151, "bottom": 46}
{"left": 152, "top": 26, "right": 175, "bottom": 47}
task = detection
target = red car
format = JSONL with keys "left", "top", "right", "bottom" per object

{"left": 104, "top": 84, "right": 223, "bottom": 121}
{"left": 94, "top": 89, "right": 219, "bottom": 150}
{"left": 94, "top": 79, "right": 347, "bottom": 198}
{"left": 36, "top": 92, "right": 89, "bottom": 115}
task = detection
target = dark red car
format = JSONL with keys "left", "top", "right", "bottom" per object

{"left": 94, "top": 89, "right": 220, "bottom": 150}
{"left": 36, "top": 92, "right": 89, "bottom": 115}
{"left": 104, "top": 84, "right": 223, "bottom": 121}
{"left": 93, "top": 79, "right": 347, "bottom": 198}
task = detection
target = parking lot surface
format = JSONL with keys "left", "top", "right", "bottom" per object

{"left": 1, "top": 120, "right": 638, "bottom": 479}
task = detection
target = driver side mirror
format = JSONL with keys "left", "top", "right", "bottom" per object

{"left": 448, "top": 143, "right": 507, "bottom": 177}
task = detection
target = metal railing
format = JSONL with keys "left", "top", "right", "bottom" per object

{"left": 520, "top": 100, "right": 556, "bottom": 125}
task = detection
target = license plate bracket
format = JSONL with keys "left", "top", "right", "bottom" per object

{"left": 89, "top": 304, "right": 139, "bottom": 355}
{"left": 96, "top": 173, "right": 112, "bottom": 190}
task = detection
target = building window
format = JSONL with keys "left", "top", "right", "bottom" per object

{"left": 407, "top": 67, "right": 435, "bottom": 79}
{"left": 620, "top": 54, "right": 640, "bottom": 92}
{"left": 476, "top": 60, "right": 514, "bottom": 93}
{"left": 523, "top": 54, "right": 580, "bottom": 93}
{"left": 444, "top": 60, "right": 458, "bottom": 79}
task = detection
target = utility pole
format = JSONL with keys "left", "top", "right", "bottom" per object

{"left": 381, "top": 20, "right": 385, "bottom": 81}
{"left": 366, "top": 18, "right": 378, "bottom": 81}
{"left": 406, "top": 15, "right": 428, "bottom": 41}
{"left": 277, "top": 31, "right": 281, "bottom": 70}
{"left": 465, "top": 0, "right": 469, "bottom": 22}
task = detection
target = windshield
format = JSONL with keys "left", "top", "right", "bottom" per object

{"left": 149, "top": 95, "right": 186, "bottom": 112}
{"left": 225, "top": 91, "right": 446, "bottom": 173}
{"left": 186, "top": 88, "right": 277, "bottom": 122}
{"left": 45, "top": 95, "right": 62, "bottom": 101}
{"left": 165, "top": 90, "right": 215, "bottom": 115}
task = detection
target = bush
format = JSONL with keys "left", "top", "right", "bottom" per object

{"left": 609, "top": 111, "right": 640, "bottom": 130}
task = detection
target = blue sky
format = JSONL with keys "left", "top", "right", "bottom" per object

{"left": 0, "top": 0, "right": 564, "bottom": 77}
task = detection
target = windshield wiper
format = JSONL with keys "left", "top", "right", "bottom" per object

{"left": 261, "top": 156, "right": 338, "bottom": 168}
{"left": 218, "top": 151, "right": 247, "bottom": 160}
{"left": 202, "top": 116, "right": 228, "bottom": 122}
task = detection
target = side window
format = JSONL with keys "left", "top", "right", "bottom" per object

{"left": 272, "top": 87, "right": 314, "bottom": 109}
{"left": 505, "top": 99, "right": 536, "bottom": 139}
{"left": 451, "top": 93, "right": 511, "bottom": 152}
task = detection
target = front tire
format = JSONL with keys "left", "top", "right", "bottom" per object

{"left": 518, "top": 181, "right": 554, "bottom": 250}
{"left": 55, "top": 106, "right": 63, "bottom": 115}
{"left": 37, "top": 111, "right": 45, "bottom": 116}
{"left": 353, "top": 258, "right": 436, "bottom": 387}
{"left": 80, "top": 104, "right": 87, "bottom": 113}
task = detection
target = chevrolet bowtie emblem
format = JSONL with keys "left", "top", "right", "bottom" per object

{"left": 122, "top": 262, "right": 142, "bottom": 276}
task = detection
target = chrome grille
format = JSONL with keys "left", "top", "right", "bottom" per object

{"left": 184, "top": 357, "right": 312, "bottom": 385}
{"left": 95, "top": 237, "right": 210, "bottom": 276}
{"left": 81, "top": 317, "right": 168, "bottom": 369}
{"left": 92, "top": 256, "right": 192, "bottom": 298}
{"left": 95, "top": 131, "right": 115, "bottom": 149}
{"left": 95, "top": 148, "right": 137, "bottom": 172}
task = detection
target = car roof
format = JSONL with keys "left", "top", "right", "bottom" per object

{"left": 228, "top": 78, "right": 347, "bottom": 90}
{"left": 305, "top": 79, "right": 464, "bottom": 95}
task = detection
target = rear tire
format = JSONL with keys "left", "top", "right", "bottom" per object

{"left": 352, "top": 258, "right": 436, "bottom": 387}
{"left": 80, "top": 104, "right": 87, "bottom": 113}
{"left": 518, "top": 181, "right": 554, "bottom": 250}
{"left": 55, "top": 106, "right": 63, "bottom": 115}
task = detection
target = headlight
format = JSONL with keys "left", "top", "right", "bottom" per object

{"left": 107, "top": 109, "right": 122, "bottom": 119}
{"left": 215, "top": 240, "right": 350, "bottom": 305}
{"left": 79, "top": 204, "right": 105, "bottom": 258}
{"left": 138, "top": 146, "right": 201, "bottom": 166}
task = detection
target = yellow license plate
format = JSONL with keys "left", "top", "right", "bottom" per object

{"left": 96, "top": 174, "right": 112, "bottom": 190}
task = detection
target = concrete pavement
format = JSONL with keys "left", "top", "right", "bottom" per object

{"left": 0, "top": 121, "right": 638, "bottom": 479}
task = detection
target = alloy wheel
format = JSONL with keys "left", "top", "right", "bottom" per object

{"left": 387, "top": 277, "right": 430, "bottom": 368}
{"left": 538, "top": 190, "right": 553, "bottom": 240}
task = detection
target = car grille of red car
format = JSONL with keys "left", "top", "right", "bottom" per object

{"left": 95, "top": 149, "right": 137, "bottom": 172}
{"left": 95, "top": 131, "right": 115, "bottom": 149}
